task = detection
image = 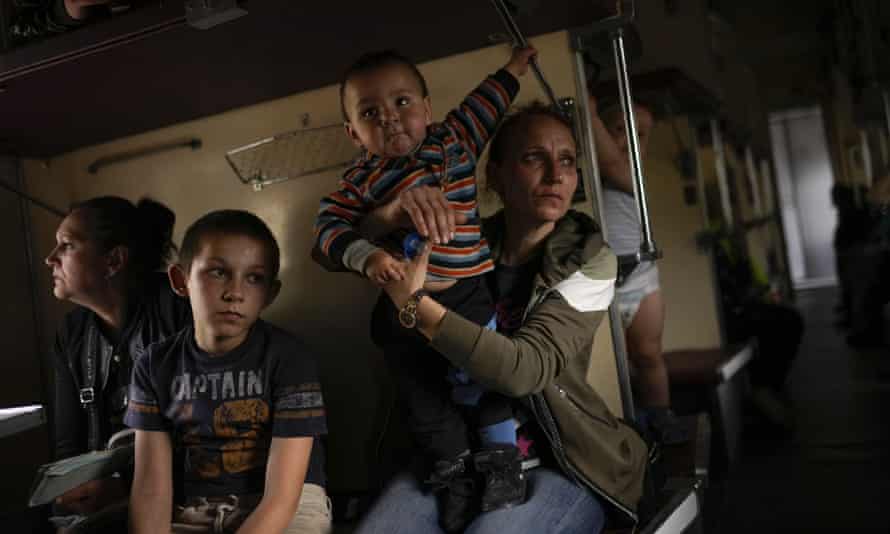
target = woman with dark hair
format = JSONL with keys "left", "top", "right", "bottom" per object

{"left": 44, "top": 196, "right": 190, "bottom": 532}
{"left": 354, "top": 103, "right": 648, "bottom": 533}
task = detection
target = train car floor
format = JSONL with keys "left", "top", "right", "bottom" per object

{"left": 709, "top": 286, "right": 890, "bottom": 533}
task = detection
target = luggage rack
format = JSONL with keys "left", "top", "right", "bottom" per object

{"left": 225, "top": 122, "right": 358, "bottom": 191}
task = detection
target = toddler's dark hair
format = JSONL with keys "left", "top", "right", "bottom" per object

{"left": 339, "top": 49, "right": 429, "bottom": 122}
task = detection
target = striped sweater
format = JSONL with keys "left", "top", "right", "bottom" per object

{"left": 314, "top": 69, "right": 519, "bottom": 281}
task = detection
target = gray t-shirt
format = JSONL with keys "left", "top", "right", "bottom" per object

{"left": 126, "top": 320, "right": 327, "bottom": 500}
{"left": 602, "top": 187, "right": 642, "bottom": 257}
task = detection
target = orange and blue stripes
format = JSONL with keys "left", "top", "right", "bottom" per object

{"left": 315, "top": 69, "right": 519, "bottom": 280}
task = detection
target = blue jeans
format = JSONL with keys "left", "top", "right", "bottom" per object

{"left": 354, "top": 467, "right": 605, "bottom": 534}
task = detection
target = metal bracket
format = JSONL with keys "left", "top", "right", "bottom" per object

{"left": 489, "top": 0, "right": 564, "bottom": 113}
{"left": 566, "top": 1, "right": 661, "bottom": 263}
{"left": 568, "top": 0, "right": 638, "bottom": 56}
{"left": 620, "top": 248, "right": 663, "bottom": 267}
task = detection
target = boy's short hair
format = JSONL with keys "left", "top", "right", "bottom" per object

{"left": 179, "top": 210, "right": 281, "bottom": 278}
{"left": 339, "top": 49, "right": 429, "bottom": 122}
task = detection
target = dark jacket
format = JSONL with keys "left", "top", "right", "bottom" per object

{"left": 52, "top": 273, "right": 190, "bottom": 459}
{"left": 430, "top": 210, "right": 648, "bottom": 524}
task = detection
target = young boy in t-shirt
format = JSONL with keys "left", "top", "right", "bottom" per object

{"left": 313, "top": 47, "right": 534, "bottom": 531}
{"left": 126, "top": 210, "right": 329, "bottom": 534}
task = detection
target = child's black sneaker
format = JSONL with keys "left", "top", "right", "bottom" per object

{"left": 473, "top": 445, "right": 527, "bottom": 512}
{"left": 425, "top": 453, "right": 481, "bottom": 533}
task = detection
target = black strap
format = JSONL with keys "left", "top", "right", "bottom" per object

{"left": 79, "top": 299, "right": 146, "bottom": 452}
{"left": 615, "top": 254, "right": 640, "bottom": 288}
{"left": 80, "top": 325, "right": 102, "bottom": 451}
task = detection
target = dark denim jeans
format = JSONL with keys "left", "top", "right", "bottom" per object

{"left": 355, "top": 467, "right": 605, "bottom": 534}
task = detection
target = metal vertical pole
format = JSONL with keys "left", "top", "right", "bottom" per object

{"left": 882, "top": 90, "right": 890, "bottom": 151}
{"left": 710, "top": 118, "right": 734, "bottom": 227}
{"left": 745, "top": 146, "right": 763, "bottom": 218}
{"left": 490, "top": 0, "right": 562, "bottom": 112}
{"left": 571, "top": 47, "right": 635, "bottom": 421}
{"left": 860, "top": 129, "right": 874, "bottom": 189}
{"left": 759, "top": 158, "right": 774, "bottom": 216}
{"left": 691, "top": 120, "right": 711, "bottom": 224}
{"left": 612, "top": 28, "right": 657, "bottom": 258}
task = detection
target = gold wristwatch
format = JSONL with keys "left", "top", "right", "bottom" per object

{"left": 398, "top": 289, "right": 430, "bottom": 329}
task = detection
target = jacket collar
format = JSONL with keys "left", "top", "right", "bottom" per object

{"left": 483, "top": 209, "right": 605, "bottom": 287}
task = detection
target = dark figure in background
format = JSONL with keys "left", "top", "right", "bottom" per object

{"left": 830, "top": 183, "right": 871, "bottom": 327}
{"left": 7, "top": 0, "right": 111, "bottom": 48}
{"left": 45, "top": 196, "right": 190, "bottom": 533}
{"left": 713, "top": 231, "right": 803, "bottom": 429}
{"left": 842, "top": 175, "right": 890, "bottom": 348}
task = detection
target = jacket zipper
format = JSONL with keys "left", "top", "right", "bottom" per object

{"left": 523, "top": 284, "right": 638, "bottom": 524}
{"left": 531, "top": 392, "right": 637, "bottom": 523}
{"left": 553, "top": 383, "right": 619, "bottom": 430}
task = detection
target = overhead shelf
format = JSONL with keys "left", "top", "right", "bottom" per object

{"left": 0, "top": 0, "right": 616, "bottom": 157}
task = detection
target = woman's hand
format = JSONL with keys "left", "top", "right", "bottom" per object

{"left": 396, "top": 186, "right": 465, "bottom": 244}
{"left": 361, "top": 186, "right": 466, "bottom": 244}
{"left": 383, "top": 242, "right": 431, "bottom": 309}
{"left": 383, "top": 245, "right": 448, "bottom": 339}
{"left": 55, "top": 477, "right": 127, "bottom": 515}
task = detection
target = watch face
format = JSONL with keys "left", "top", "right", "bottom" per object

{"left": 399, "top": 307, "right": 418, "bottom": 329}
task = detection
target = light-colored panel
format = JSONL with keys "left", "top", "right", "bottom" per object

{"left": 644, "top": 119, "right": 722, "bottom": 351}
{"left": 23, "top": 30, "right": 628, "bottom": 490}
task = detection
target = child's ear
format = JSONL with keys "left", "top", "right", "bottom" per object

{"left": 423, "top": 96, "right": 432, "bottom": 125}
{"left": 263, "top": 279, "right": 282, "bottom": 308}
{"left": 168, "top": 264, "right": 189, "bottom": 297}
{"left": 344, "top": 121, "right": 364, "bottom": 150}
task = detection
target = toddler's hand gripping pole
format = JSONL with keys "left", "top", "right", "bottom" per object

{"left": 490, "top": 0, "right": 563, "bottom": 114}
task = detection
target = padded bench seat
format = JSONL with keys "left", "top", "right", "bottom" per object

{"left": 663, "top": 343, "right": 754, "bottom": 471}
{"left": 663, "top": 344, "right": 753, "bottom": 386}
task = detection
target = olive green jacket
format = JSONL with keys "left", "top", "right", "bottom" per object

{"left": 431, "top": 209, "right": 648, "bottom": 523}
